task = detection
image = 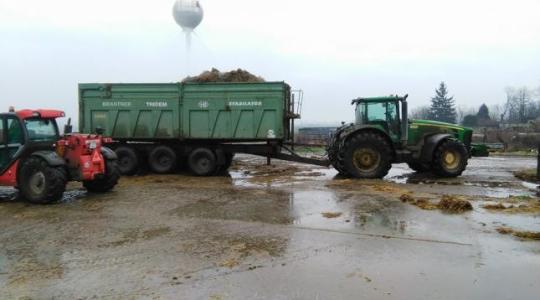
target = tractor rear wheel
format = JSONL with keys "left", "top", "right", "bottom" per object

{"left": 328, "top": 135, "right": 350, "bottom": 176}
{"left": 115, "top": 146, "right": 139, "bottom": 175}
{"left": 188, "top": 148, "right": 217, "bottom": 176}
{"left": 148, "top": 146, "right": 177, "bottom": 174}
{"left": 407, "top": 161, "right": 430, "bottom": 173}
{"left": 19, "top": 157, "right": 67, "bottom": 204}
{"left": 83, "top": 159, "right": 120, "bottom": 193}
{"left": 341, "top": 132, "right": 392, "bottom": 179}
{"left": 432, "top": 139, "right": 468, "bottom": 177}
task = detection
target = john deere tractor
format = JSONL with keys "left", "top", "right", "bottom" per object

{"left": 328, "top": 95, "right": 479, "bottom": 179}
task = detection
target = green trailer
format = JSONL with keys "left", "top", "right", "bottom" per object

{"left": 78, "top": 82, "right": 314, "bottom": 175}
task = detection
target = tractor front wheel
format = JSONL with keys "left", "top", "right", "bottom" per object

{"left": 432, "top": 139, "right": 468, "bottom": 177}
{"left": 341, "top": 132, "right": 392, "bottom": 179}
{"left": 19, "top": 157, "right": 67, "bottom": 204}
{"left": 83, "top": 159, "right": 120, "bottom": 193}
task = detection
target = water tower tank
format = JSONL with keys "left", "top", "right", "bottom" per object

{"left": 172, "top": 0, "right": 204, "bottom": 31}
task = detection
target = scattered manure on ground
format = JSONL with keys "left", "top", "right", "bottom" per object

{"left": 513, "top": 169, "right": 538, "bottom": 183}
{"left": 437, "top": 195, "right": 473, "bottom": 213}
{"left": 482, "top": 196, "right": 540, "bottom": 214}
{"left": 483, "top": 203, "right": 513, "bottom": 210}
{"left": 399, "top": 194, "right": 437, "bottom": 210}
{"left": 321, "top": 212, "right": 343, "bottom": 218}
{"left": 496, "top": 227, "right": 540, "bottom": 241}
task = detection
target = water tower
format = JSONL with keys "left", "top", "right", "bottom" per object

{"left": 172, "top": 0, "right": 204, "bottom": 52}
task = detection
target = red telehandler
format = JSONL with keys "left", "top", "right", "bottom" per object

{"left": 0, "top": 108, "right": 119, "bottom": 204}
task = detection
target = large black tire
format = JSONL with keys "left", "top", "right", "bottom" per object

{"left": 148, "top": 146, "right": 177, "bottom": 174}
{"left": 340, "top": 132, "right": 392, "bottom": 179}
{"left": 407, "top": 161, "right": 430, "bottom": 173}
{"left": 188, "top": 148, "right": 217, "bottom": 176}
{"left": 83, "top": 160, "right": 120, "bottom": 193}
{"left": 328, "top": 134, "right": 350, "bottom": 176}
{"left": 115, "top": 146, "right": 139, "bottom": 175}
{"left": 432, "top": 139, "right": 468, "bottom": 177}
{"left": 18, "top": 157, "right": 67, "bottom": 204}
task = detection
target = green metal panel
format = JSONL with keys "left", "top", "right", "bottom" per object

{"left": 79, "top": 82, "right": 289, "bottom": 141}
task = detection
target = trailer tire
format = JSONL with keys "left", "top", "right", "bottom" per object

{"left": 148, "top": 146, "right": 177, "bottom": 174}
{"left": 188, "top": 148, "right": 217, "bottom": 176}
{"left": 19, "top": 157, "right": 67, "bottom": 204}
{"left": 83, "top": 160, "right": 120, "bottom": 193}
{"left": 432, "top": 139, "right": 468, "bottom": 177}
{"left": 341, "top": 132, "right": 392, "bottom": 179}
{"left": 115, "top": 146, "right": 139, "bottom": 175}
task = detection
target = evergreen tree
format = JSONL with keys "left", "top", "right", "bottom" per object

{"left": 477, "top": 103, "right": 490, "bottom": 120}
{"left": 429, "top": 82, "right": 456, "bottom": 123}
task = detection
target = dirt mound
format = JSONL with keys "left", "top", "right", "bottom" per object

{"left": 182, "top": 68, "right": 265, "bottom": 83}
{"left": 437, "top": 195, "right": 473, "bottom": 213}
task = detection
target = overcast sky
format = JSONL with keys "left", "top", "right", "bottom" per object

{"left": 1, "top": 0, "right": 540, "bottom": 126}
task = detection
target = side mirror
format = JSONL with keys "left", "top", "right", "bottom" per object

{"left": 64, "top": 118, "right": 73, "bottom": 134}
{"left": 95, "top": 126, "right": 105, "bottom": 135}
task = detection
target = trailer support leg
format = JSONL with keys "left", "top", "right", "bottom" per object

{"left": 267, "top": 156, "right": 271, "bottom": 166}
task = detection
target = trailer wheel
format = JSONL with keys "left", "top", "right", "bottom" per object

{"left": 115, "top": 146, "right": 139, "bottom": 175}
{"left": 188, "top": 148, "right": 217, "bottom": 176}
{"left": 19, "top": 157, "right": 67, "bottom": 204}
{"left": 341, "top": 132, "right": 392, "bottom": 179}
{"left": 83, "top": 159, "right": 120, "bottom": 193}
{"left": 432, "top": 139, "right": 468, "bottom": 177}
{"left": 148, "top": 146, "right": 177, "bottom": 174}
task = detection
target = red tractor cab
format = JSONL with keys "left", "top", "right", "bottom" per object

{"left": 0, "top": 108, "right": 119, "bottom": 204}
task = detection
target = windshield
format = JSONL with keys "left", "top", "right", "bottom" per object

{"left": 24, "top": 119, "right": 58, "bottom": 142}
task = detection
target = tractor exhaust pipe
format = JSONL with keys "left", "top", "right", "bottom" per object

{"left": 401, "top": 95, "right": 409, "bottom": 147}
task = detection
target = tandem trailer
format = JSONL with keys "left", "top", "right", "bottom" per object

{"left": 79, "top": 82, "right": 328, "bottom": 176}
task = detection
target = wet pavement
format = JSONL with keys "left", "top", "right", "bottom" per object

{"left": 1, "top": 155, "right": 539, "bottom": 299}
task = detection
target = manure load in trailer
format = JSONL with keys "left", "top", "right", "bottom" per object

{"left": 79, "top": 82, "right": 294, "bottom": 141}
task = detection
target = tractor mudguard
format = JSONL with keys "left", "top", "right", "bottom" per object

{"left": 31, "top": 151, "right": 66, "bottom": 167}
{"left": 420, "top": 133, "right": 452, "bottom": 162}
{"left": 101, "top": 146, "right": 118, "bottom": 160}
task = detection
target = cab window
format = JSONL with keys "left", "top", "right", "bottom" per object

{"left": 7, "top": 118, "right": 23, "bottom": 144}
{"left": 24, "top": 119, "right": 58, "bottom": 142}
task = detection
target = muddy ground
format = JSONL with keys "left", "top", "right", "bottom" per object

{"left": 1, "top": 156, "right": 539, "bottom": 299}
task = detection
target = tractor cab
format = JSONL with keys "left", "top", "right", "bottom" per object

{"left": 351, "top": 95, "right": 409, "bottom": 147}
{"left": 0, "top": 109, "right": 63, "bottom": 174}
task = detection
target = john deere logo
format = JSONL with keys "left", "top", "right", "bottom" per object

{"left": 198, "top": 101, "right": 209, "bottom": 109}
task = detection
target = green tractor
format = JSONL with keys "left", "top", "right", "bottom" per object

{"left": 328, "top": 95, "right": 481, "bottom": 179}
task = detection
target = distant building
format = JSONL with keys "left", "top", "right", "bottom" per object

{"left": 296, "top": 127, "right": 337, "bottom": 146}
